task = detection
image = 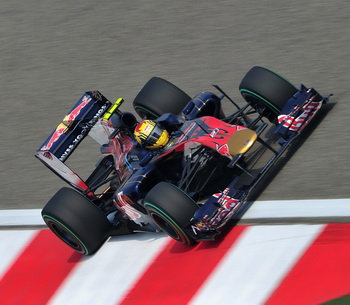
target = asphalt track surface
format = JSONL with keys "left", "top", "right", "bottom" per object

{"left": 1, "top": 0, "right": 349, "bottom": 211}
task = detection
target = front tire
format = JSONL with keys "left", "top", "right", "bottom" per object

{"left": 42, "top": 187, "right": 112, "bottom": 255}
{"left": 144, "top": 182, "right": 199, "bottom": 245}
{"left": 239, "top": 66, "right": 298, "bottom": 122}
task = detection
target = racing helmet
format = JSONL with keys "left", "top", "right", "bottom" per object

{"left": 134, "top": 120, "right": 170, "bottom": 149}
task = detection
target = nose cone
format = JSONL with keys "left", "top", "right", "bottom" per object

{"left": 226, "top": 128, "right": 257, "bottom": 157}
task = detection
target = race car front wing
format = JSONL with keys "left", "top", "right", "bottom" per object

{"left": 186, "top": 85, "right": 331, "bottom": 241}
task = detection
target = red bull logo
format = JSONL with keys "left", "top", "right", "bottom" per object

{"left": 40, "top": 96, "right": 91, "bottom": 151}
{"left": 216, "top": 143, "right": 231, "bottom": 157}
{"left": 63, "top": 95, "right": 91, "bottom": 126}
{"left": 41, "top": 126, "right": 67, "bottom": 151}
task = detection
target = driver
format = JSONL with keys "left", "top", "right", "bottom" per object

{"left": 134, "top": 120, "right": 170, "bottom": 150}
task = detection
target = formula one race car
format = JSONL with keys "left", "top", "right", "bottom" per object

{"left": 36, "top": 66, "right": 330, "bottom": 255}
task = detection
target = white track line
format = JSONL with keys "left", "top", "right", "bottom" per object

{"left": 241, "top": 198, "right": 350, "bottom": 219}
{"left": 1, "top": 199, "right": 349, "bottom": 227}
{"left": 0, "top": 209, "right": 44, "bottom": 226}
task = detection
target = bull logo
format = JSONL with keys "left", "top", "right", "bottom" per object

{"left": 216, "top": 143, "right": 231, "bottom": 157}
{"left": 40, "top": 96, "right": 91, "bottom": 151}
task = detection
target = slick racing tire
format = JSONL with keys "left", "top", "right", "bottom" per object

{"left": 133, "top": 77, "right": 192, "bottom": 119}
{"left": 42, "top": 187, "right": 112, "bottom": 255}
{"left": 239, "top": 66, "right": 298, "bottom": 122}
{"left": 144, "top": 182, "right": 199, "bottom": 245}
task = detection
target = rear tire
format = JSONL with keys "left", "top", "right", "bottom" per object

{"left": 144, "top": 182, "right": 199, "bottom": 245}
{"left": 42, "top": 187, "right": 112, "bottom": 255}
{"left": 239, "top": 66, "right": 298, "bottom": 122}
{"left": 133, "top": 77, "right": 192, "bottom": 119}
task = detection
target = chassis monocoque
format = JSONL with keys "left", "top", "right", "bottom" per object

{"left": 36, "top": 66, "right": 330, "bottom": 255}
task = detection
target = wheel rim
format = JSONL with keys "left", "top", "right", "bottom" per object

{"left": 134, "top": 105, "right": 158, "bottom": 120}
{"left": 240, "top": 89, "right": 281, "bottom": 113}
{"left": 145, "top": 203, "right": 192, "bottom": 244}
{"left": 43, "top": 215, "right": 88, "bottom": 254}
{"left": 150, "top": 212, "right": 181, "bottom": 240}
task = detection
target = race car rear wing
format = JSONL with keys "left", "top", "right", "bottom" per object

{"left": 35, "top": 91, "right": 112, "bottom": 192}
{"left": 37, "top": 91, "right": 112, "bottom": 162}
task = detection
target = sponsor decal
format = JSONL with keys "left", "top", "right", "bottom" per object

{"left": 58, "top": 103, "right": 108, "bottom": 161}
{"left": 191, "top": 189, "right": 241, "bottom": 234}
{"left": 208, "top": 188, "right": 240, "bottom": 227}
{"left": 135, "top": 120, "right": 155, "bottom": 134}
{"left": 243, "top": 139, "right": 251, "bottom": 146}
{"left": 191, "top": 219, "right": 213, "bottom": 235}
{"left": 64, "top": 95, "right": 91, "bottom": 125}
{"left": 210, "top": 128, "right": 219, "bottom": 138}
{"left": 41, "top": 95, "right": 91, "bottom": 151}
{"left": 59, "top": 133, "right": 85, "bottom": 161}
{"left": 41, "top": 126, "right": 67, "bottom": 151}
{"left": 278, "top": 96, "right": 322, "bottom": 132}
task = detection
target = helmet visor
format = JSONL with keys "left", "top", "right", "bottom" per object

{"left": 145, "top": 125, "right": 166, "bottom": 147}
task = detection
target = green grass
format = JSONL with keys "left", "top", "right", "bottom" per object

{"left": 321, "top": 295, "right": 350, "bottom": 305}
